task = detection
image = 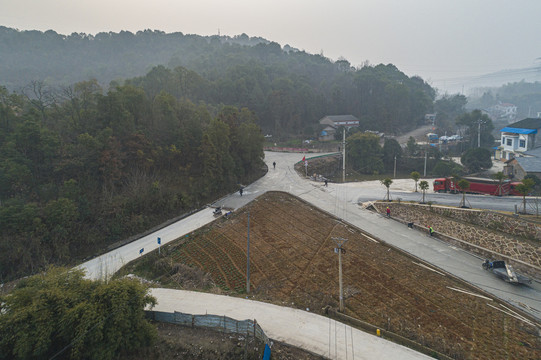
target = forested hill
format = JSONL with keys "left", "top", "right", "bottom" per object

{"left": 0, "top": 26, "right": 436, "bottom": 136}
{"left": 0, "top": 27, "right": 271, "bottom": 91}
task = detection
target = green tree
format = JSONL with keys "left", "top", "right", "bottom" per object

{"left": 0, "top": 267, "right": 157, "bottom": 360}
{"left": 406, "top": 136, "right": 417, "bottom": 156}
{"left": 432, "top": 160, "right": 463, "bottom": 177}
{"left": 410, "top": 171, "right": 421, "bottom": 192}
{"left": 455, "top": 110, "right": 494, "bottom": 148}
{"left": 433, "top": 94, "right": 467, "bottom": 133}
{"left": 515, "top": 178, "right": 534, "bottom": 214}
{"left": 383, "top": 138, "right": 402, "bottom": 172}
{"left": 236, "top": 110, "right": 265, "bottom": 175}
{"left": 347, "top": 133, "right": 383, "bottom": 174}
{"left": 491, "top": 171, "right": 507, "bottom": 196}
{"left": 419, "top": 180, "right": 429, "bottom": 203}
{"left": 200, "top": 119, "right": 235, "bottom": 195}
{"left": 523, "top": 174, "right": 541, "bottom": 195}
{"left": 380, "top": 177, "right": 393, "bottom": 201}
{"left": 460, "top": 148, "right": 492, "bottom": 173}
{"left": 458, "top": 179, "right": 470, "bottom": 208}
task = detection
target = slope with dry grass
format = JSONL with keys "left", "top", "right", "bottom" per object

{"left": 120, "top": 191, "right": 541, "bottom": 359}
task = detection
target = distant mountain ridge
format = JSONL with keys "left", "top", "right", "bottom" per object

{"left": 436, "top": 65, "right": 541, "bottom": 95}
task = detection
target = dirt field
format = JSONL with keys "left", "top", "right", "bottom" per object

{"left": 123, "top": 191, "right": 541, "bottom": 359}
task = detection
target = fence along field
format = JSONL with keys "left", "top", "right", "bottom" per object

{"left": 124, "top": 191, "right": 541, "bottom": 359}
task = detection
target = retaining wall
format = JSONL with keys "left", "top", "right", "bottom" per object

{"left": 373, "top": 202, "right": 541, "bottom": 280}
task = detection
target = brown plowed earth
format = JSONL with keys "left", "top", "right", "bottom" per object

{"left": 155, "top": 191, "right": 541, "bottom": 360}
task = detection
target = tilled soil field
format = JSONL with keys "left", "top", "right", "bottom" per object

{"left": 126, "top": 191, "right": 541, "bottom": 359}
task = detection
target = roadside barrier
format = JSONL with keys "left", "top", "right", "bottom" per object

{"left": 146, "top": 310, "right": 271, "bottom": 357}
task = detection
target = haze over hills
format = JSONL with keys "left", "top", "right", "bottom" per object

{"left": 435, "top": 65, "right": 541, "bottom": 96}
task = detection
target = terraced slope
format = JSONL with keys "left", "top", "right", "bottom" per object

{"left": 123, "top": 191, "right": 541, "bottom": 359}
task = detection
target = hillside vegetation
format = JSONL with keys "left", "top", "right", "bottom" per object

{"left": 0, "top": 27, "right": 436, "bottom": 136}
{"left": 0, "top": 27, "right": 443, "bottom": 281}
{"left": 0, "top": 80, "right": 265, "bottom": 281}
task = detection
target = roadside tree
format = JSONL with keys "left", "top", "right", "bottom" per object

{"left": 419, "top": 180, "right": 429, "bottom": 203}
{"left": 458, "top": 179, "right": 470, "bottom": 208}
{"left": 380, "top": 177, "right": 393, "bottom": 201}
{"left": 410, "top": 171, "right": 420, "bottom": 192}
{"left": 515, "top": 178, "right": 535, "bottom": 214}
{"left": 491, "top": 171, "right": 507, "bottom": 196}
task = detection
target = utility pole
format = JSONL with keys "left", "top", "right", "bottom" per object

{"left": 478, "top": 119, "right": 481, "bottom": 148}
{"left": 332, "top": 237, "right": 348, "bottom": 312}
{"left": 246, "top": 211, "right": 250, "bottom": 293}
{"left": 342, "top": 128, "right": 346, "bottom": 183}
{"left": 423, "top": 151, "right": 427, "bottom": 177}
{"left": 393, "top": 155, "right": 397, "bottom": 178}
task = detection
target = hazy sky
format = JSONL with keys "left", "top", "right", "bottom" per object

{"left": 2, "top": 0, "right": 541, "bottom": 92}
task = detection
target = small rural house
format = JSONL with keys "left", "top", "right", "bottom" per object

{"left": 318, "top": 115, "right": 359, "bottom": 141}
{"left": 503, "top": 147, "right": 541, "bottom": 180}
{"left": 498, "top": 118, "right": 541, "bottom": 161}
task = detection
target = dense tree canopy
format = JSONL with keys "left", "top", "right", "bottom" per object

{"left": 0, "top": 27, "right": 440, "bottom": 281}
{"left": 460, "top": 147, "right": 493, "bottom": 173}
{"left": 433, "top": 94, "right": 467, "bottom": 134}
{"left": 0, "top": 78, "right": 265, "bottom": 281}
{"left": 0, "top": 27, "right": 436, "bottom": 137}
{"left": 346, "top": 133, "right": 383, "bottom": 174}
{"left": 455, "top": 109, "right": 494, "bottom": 148}
{"left": 0, "top": 267, "right": 156, "bottom": 360}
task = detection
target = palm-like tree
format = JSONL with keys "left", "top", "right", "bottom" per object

{"left": 411, "top": 171, "right": 421, "bottom": 192}
{"left": 458, "top": 179, "right": 470, "bottom": 208}
{"left": 492, "top": 171, "right": 507, "bottom": 196}
{"left": 515, "top": 178, "right": 534, "bottom": 214}
{"left": 419, "top": 180, "right": 429, "bottom": 203}
{"left": 380, "top": 178, "right": 393, "bottom": 201}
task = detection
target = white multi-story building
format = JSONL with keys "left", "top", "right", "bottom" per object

{"left": 492, "top": 102, "right": 517, "bottom": 121}
{"left": 498, "top": 118, "right": 541, "bottom": 161}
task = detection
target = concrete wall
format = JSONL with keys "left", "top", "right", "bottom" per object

{"left": 374, "top": 202, "right": 541, "bottom": 279}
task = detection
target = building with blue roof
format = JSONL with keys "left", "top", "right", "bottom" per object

{"left": 498, "top": 118, "right": 541, "bottom": 161}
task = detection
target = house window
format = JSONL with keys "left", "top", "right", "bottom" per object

{"left": 506, "top": 138, "right": 513, "bottom": 146}
{"left": 519, "top": 139, "right": 526, "bottom": 148}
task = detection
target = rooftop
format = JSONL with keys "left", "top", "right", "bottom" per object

{"left": 505, "top": 117, "right": 541, "bottom": 130}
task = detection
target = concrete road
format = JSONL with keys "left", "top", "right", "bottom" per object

{"left": 253, "top": 152, "right": 541, "bottom": 321}
{"left": 150, "top": 288, "right": 432, "bottom": 360}
{"left": 78, "top": 208, "right": 218, "bottom": 279}
{"left": 78, "top": 150, "right": 541, "bottom": 358}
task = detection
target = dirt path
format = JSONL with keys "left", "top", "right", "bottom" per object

{"left": 149, "top": 288, "right": 433, "bottom": 360}
{"left": 392, "top": 124, "right": 434, "bottom": 144}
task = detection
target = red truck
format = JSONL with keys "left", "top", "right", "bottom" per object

{"left": 433, "top": 176, "right": 515, "bottom": 196}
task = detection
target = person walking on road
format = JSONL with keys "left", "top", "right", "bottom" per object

{"left": 386, "top": 206, "right": 391, "bottom": 217}
{"left": 239, "top": 187, "right": 243, "bottom": 196}
{"left": 324, "top": 179, "right": 328, "bottom": 187}
{"left": 428, "top": 225, "right": 434, "bottom": 236}
{"left": 273, "top": 161, "right": 276, "bottom": 169}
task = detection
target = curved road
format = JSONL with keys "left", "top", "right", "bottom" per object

{"left": 79, "top": 151, "right": 541, "bottom": 358}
